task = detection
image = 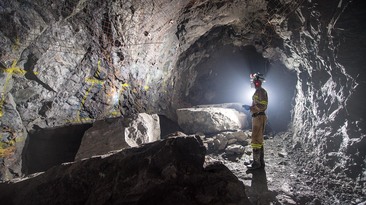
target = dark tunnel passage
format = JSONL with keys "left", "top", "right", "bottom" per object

{"left": 22, "top": 123, "right": 92, "bottom": 175}
{"left": 265, "top": 62, "right": 297, "bottom": 133}
{"left": 187, "top": 45, "right": 297, "bottom": 133}
{"left": 187, "top": 45, "right": 263, "bottom": 105}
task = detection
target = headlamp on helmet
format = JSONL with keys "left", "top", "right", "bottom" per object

{"left": 250, "top": 73, "right": 265, "bottom": 87}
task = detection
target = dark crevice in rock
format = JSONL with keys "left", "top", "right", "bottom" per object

{"left": 22, "top": 123, "right": 92, "bottom": 175}
{"left": 38, "top": 101, "right": 53, "bottom": 117}
{"left": 159, "top": 115, "right": 183, "bottom": 139}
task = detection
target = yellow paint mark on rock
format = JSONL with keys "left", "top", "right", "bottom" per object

{"left": 109, "top": 110, "right": 121, "bottom": 117}
{"left": 4, "top": 60, "right": 26, "bottom": 75}
{"left": 85, "top": 77, "right": 105, "bottom": 85}
{"left": 0, "top": 60, "right": 27, "bottom": 117}
{"left": 0, "top": 146, "right": 16, "bottom": 158}
{"left": 66, "top": 117, "right": 94, "bottom": 124}
{"left": 12, "top": 37, "right": 20, "bottom": 51}
{"left": 69, "top": 76, "right": 106, "bottom": 123}
{"left": 0, "top": 141, "right": 16, "bottom": 158}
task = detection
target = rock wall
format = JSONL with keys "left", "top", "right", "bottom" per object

{"left": 0, "top": 1, "right": 365, "bottom": 202}
{"left": 0, "top": 0, "right": 271, "bottom": 179}
{"left": 0, "top": 0, "right": 187, "bottom": 180}
{"left": 267, "top": 0, "right": 366, "bottom": 201}
{"left": 0, "top": 0, "right": 186, "bottom": 129}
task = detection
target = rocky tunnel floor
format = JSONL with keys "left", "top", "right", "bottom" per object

{"left": 206, "top": 132, "right": 320, "bottom": 205}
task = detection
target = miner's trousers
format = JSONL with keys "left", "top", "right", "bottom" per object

{"left": 251, "top": 114, "right": 267, "bottom": 149}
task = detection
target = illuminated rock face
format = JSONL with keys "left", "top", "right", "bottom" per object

{"left": 278, "top": 1, "right": 366, "bottom": 201}
{"left": 177, "top": 107, "right": 247, "bottom": 134}
{"left": 124, "top": 113, "right": 161, "bottom": 147}
{"left": 0, "top": 0, "right": 365, "bottom": 203}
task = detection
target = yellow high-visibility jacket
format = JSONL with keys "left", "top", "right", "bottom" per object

{"left": 250, "top": 87, "right": 268, "bottom": 113}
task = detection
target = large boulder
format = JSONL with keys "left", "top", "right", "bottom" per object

{"left": 75, "top": 113, "right": 160, "bottom": 161}
{"left": 0, "top": 136, "right": 250, "bottom": 205}
{"left": 177, "top": 107, "right": 247, "bottom": 134}
{"left": 194, "top": 103, "right": 246, "bottom": 113}
{"left": 74, "top": 118, "right": 129, "bottom": 161}
{"left": 124, "top": 113, "right": 160, "bottom": 147}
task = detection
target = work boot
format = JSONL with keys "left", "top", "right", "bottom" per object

{"left": 246, "top": 149, "right": 261, "bottom": 170}
{"left": 260, "top": 146, "right": 265, "bottom": 167}
{"left": 245, "top": 147, "right": 265, "bottom": 167}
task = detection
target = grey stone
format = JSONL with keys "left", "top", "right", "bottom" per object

{"left": 227, "top": 138, "right": 238, "bottom": 145}
{"left": 12, "top": 88, "right": 39, "bottom": 104}
{"left": 76, "top": 113, "right": 161, "bottom": 160}
{"left": 222, "top": 130, "right": 249, "bottom": 142}
{"left": 177, "top": 107, "right": 247, "bottom": 134}
{"left": 212, "top": 133, "right": 228, "bottom": 151}
{"left": 75, "top": 118, "right": 129, "bottom": 161}
{"left": 278, "top": 152, "right": 287, "bottom": 158}
{"left": 124, "top": 113, "right": 161, "bottom": 147}
{"left": 225, "top": 144, "right": 245, "bottom": 155}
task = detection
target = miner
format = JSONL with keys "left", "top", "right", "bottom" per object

{"left": 243, "top": 73, "right": 268, "bottom": 170}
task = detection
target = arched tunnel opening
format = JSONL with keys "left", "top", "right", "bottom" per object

{"left": 183, "top": 43, "right": 297, "bottom": 133}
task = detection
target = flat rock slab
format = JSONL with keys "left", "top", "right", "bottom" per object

{"left": 75, "top": 113, "right": 160, "bottom": 161}
{"left": 177, "top": 107, "right": 247, "bottom": 134}
{"left": 75, "top": 118, "right": 128, "bottom": 161}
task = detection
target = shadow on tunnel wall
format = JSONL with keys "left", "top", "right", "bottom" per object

{"left": 159, "top": 115, "right": 183, "bottom": 138}
{"left": 22, "top": 123, "right": 93, "bottom": 175}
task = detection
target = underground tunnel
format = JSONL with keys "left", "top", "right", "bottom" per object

{"left": 0, "top": 0, "right": 365, "bottom": 204}
{"left": 178, "top": 37, "right": 297, "bottom": 133}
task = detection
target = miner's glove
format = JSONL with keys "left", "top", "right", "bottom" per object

{"left": 242, "top": 105, "right": 250, "bottom": 110}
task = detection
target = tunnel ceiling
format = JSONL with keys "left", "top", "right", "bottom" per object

{"left": 0, "top": 0, "right": 365, "bottom": 200}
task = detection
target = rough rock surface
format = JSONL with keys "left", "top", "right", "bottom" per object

{"left": 124, "top": 113, "right": 160, "bottom": 147}
{"left": 0, "top": 93, "right": 26, "bottom": 180}
{"left": 177, "top": 107, "right": 247, "bottom": 134}
{"left": 194, "top": 103, "right": 248, "bottom": 113}
{"left": 0, "top": 136, "right": 250, "bottom": 205}
{"left": 202, "top": 131, "right": 250, "bottom": 154}
{"left": 76, "top": 113, "right": 160, "bottom": 160}
{"left": 271, "top": 1, "right": 366, "bottom": 201}
{"left": 0, "top": 0, "right": 364, "bottom": 203}
{"left": 75, "top": 117, "right": 129, "bottom": 161}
